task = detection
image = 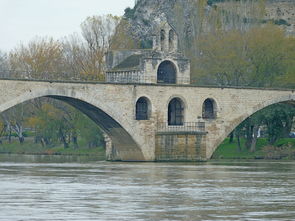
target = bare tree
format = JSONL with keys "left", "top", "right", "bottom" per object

{"left": 0, "top": 50, "right": 9, "bottom": 77}
{"left": 9, "top": 37, "right": 64, "bottom": 79}
{"left": 62, "top": 15, "right": 120, "bottom": 80}
{"left": 70, "top": 14, "right": 120, "bottom": 79}
{"left": 1, "top": 104, "right": 27, "bottom": 144}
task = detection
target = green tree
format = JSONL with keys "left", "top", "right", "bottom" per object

{"left": 245, "top": 25, "right": 290, "bottom": 87}
{"left": 277, "top": 36, "right": 295, "bottom": 88}
{"left": 196, "top": 25, "right": 295, "bottom": 87}
{"left": 75, "top": 113, "right": 104, "bottom": 149}
{"left": 234, "top": 103, "right": 295, "bottom": 152}
{"left": 110, "top": 19, "right": 139, "bottom": 50}
{"left": 0, "top": 119, "right": 5, "bottom": 144}
{"left": 26, "top": 99, "right": 105, "bottom": 149}
{"left": 196, "top": 29, "right": 249, "bottom": 86}
{"left": 259, "top": 104, "right": 295, "bottom": 144}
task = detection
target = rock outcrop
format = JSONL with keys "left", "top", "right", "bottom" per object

{"left": 120, "top": 0, "right": 295, "bottom": 52}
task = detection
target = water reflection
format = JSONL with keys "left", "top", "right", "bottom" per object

{"left": 0, "top": 155, "right": 294, "bottom": 220}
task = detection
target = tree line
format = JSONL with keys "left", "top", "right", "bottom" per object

{"left": 0, "top": 15, "right": 120, "bottom": 149}
{"left": 195, "top": 24, "right": 295, "bottom": 151}
{"left": 0, "top": 98, "right": 104, "bottom": 149}
{"left": 0, "top": 14, "right": 120, "bottom": 81}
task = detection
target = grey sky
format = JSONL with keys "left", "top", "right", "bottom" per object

{"left": 0, "top": 0, "right": 135, "bottom": 52}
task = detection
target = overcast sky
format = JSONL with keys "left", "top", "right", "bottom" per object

{"left": 0, "top": 0, "right": 135, "bottom": 52}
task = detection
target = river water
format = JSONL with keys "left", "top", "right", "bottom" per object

{"left": 0, "top": 155, "right": 294, "bottom": 221}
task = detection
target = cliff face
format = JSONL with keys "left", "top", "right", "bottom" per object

{"left": 214, "top": 0, "right": 295, "bottom": 34}
{"left": 124, "top": 0, "right": 194, "bottom": 51}
{"left": 265, "top": 0, "right": 295, "bottom": 35}
{"left": 122, "top": 0, "right": 295, "bottom": 52}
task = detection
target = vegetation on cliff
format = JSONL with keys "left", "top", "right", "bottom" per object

{"left": 115, "top": 0, "right": 294, "bottom": 87}
{"left": 196, "top": 25, "right": 295, "bottom": 88}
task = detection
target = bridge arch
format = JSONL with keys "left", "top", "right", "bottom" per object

{"left": 209, "top": 94, "right": 295, "bottom": 158}
{"left": 0, "top": 87, "right": 145, "bottom": 161}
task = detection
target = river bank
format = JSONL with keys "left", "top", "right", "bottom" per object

{"left": 1, "top": 138, "right": 295, "bottom": 161}
{"left": 213, "top": 138, "right": 295, "bottom": 160}
{"left": 0, "top": 140, "right": 105, "bottom": 159}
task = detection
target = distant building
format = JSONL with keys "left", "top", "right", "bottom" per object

{"left": 105, "top": 21, "right": 191, "bottom": 85}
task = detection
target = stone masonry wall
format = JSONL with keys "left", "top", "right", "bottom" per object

{"left": 0, "top": 79, "right": 294, "bottom": 161}
{"left": 155, "top": 133, "right": 207, "bottom": 161}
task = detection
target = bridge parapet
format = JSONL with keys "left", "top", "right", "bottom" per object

{"left": 106, "top": 70, "right": 190, "bottom": 84}
{"left": 1, "top": 70, "right": 191, "bottom": 85}
{"left": 0, "top": 70, "right": 103, "bottom": 82}
{"left": 105, "top": 70, "right": 150, "bottom": 83}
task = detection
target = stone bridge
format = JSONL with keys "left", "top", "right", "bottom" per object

{"left": 0, "top": 79, "right": 294, "bottom": 161}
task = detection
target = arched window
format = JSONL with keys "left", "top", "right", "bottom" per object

{"left": 136, "top": 97, "right": 150, "bottom": 120}
{"left": 160, "top": 29, "right": 165, "bottom": 51}
{"left": 157, "top": 61, "right": 177, "bottom": 84}
{"left": 202, "top": 98, "right": 216, "bottom": 119}
{"left": 168, "top": 98, "right": 184, "bottom": 125}
{"left": 169, "top": 29, "right": 175, "bottom": 51}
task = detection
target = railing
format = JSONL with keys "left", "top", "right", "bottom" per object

{"left": 157, "top": 122, "right": 206, "bottom": 133}
{"left": 105, "top": 70, "right": 149, "bottom": 83}
{"left": 106, "top": 71, "right": 190, "bottom": 84}
{"left": 0, "top": 70, "right": 10, "bottom": 78}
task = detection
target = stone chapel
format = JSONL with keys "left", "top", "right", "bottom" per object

{"left": 105, "top": 21, "right": 191, "bottom": 85}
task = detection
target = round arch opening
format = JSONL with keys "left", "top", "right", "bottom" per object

{"left": 202, "top": 98, "right": 217, "bottom": 119}
{"left": 135, "top": 97, "right": 151, "bottom": 120}
{"left": 210, "top": 99, "right": 294, "bottom": 160}
{"left": 168, "top": 98, "right": 184, "bottom": 126}
{"left": 0, "top": 95, "right": 144, "bottom": 161}
{"left": 157, "top": 60, "right": 177, "bottom": 84}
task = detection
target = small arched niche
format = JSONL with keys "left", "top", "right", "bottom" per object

{"left": 202, "top": 98, "right": 217, "bottom": 119}
{"left": 157, "top": 60, "right": 177, "bottom": 84}
{"left": 160, "top": 29, "right": 165, "bottom": 51}
{"left": 136, "top": 97, "right": 151, "bottom": 120}
{"left": 169, "top": 29, "right": 175, "bottom": 51}
{"left": 168, "top": 98, "right": 184, "bottom": 125}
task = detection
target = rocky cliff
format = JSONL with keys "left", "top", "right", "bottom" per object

{"left": 265, "top": 0, "right": 295, "bottom": 35}
{"left": 118, "top": 0, "right": 295, "bottom": 52}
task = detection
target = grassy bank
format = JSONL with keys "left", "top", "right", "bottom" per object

{"left": 2, "top": 137, "right": 295, "bottom": 161}
{"left": 0, "top": 139, "right": 105, "bottom": 157}
{"left": 212, "top": 138, "right": 295, "bottom": 160}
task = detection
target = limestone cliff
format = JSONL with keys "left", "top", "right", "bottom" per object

{"left": 118, "top": 0, "right": 295, "bottom": 52}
